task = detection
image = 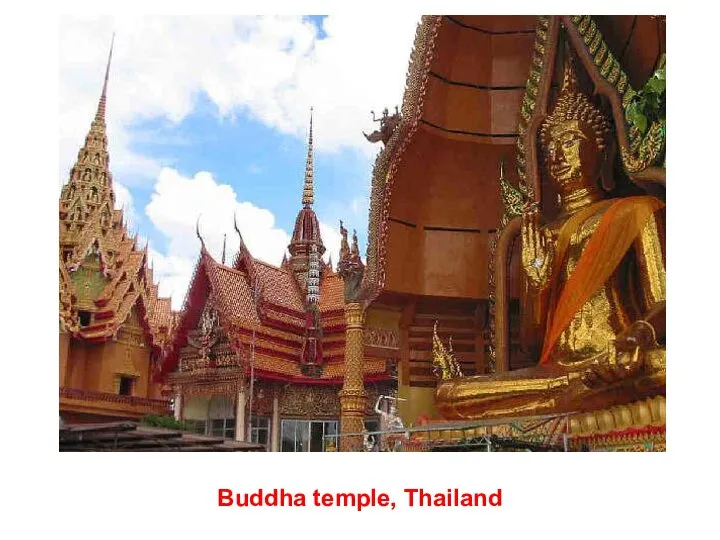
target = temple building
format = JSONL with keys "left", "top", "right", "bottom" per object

{"left": 350, "top": 16, "right": 666, "bottom": 451}
{"left": 59, "top": 40, "right": 174, "bottom": 423}
{"left": 59, "top": 16, "right": 666, "bottom": 452}
{"left": 158, "top": 112, "right": 395, "bottom": 451}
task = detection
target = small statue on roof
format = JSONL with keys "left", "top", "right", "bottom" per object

{"left": 351, "top": 229, "right": 360, "bottom": 260}
{"left": 337, "top": 224, "right": 365, "bottom": 303}
{"left": 339, "top": 220, "right": 350, "bottom": 262}
{"left": 363, "top": 106, "right": 401, "bottom": 145}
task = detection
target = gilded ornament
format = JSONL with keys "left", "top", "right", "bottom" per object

{"left": 437, "top": 53, "right": 666, "bottom": 420}
{"left": 431, "top": 322, "right": 463, "bottom": 380}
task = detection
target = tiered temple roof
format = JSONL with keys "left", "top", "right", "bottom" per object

{"left": 59, "top": 37, "right": 174, "bottom": 352}
{"left": 160, "top": 112, "right": 390, "bottom": 385}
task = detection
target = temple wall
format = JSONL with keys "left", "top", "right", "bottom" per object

{"left": 100, "top": 339, "right": 153, "bottom": 396}
{"left": 63, "top": 336, "right": 155, "bottom": 399}
{"left": 66, "top": 340, "right": 88, "bottom": 389}
{"left": 147, "top": 380, "right": 164, "bottom": 400}
{"left": 384, "top": 131, "right": 511, "bottom": 300}
{"left": 365, "top": 307, "right": 401, "bottom": 333}
{"left": 82, "top": 342, "right": 105, "bottom": 391}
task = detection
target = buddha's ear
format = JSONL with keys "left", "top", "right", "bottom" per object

{"left": 600, "top": 136, "right": 617, "bottom": 192}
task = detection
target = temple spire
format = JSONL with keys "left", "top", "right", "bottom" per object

{"left": 301, "top": 107, "right": 314, "bottom": 207}
{"left": 96, "top": 33, "right": 115, "bottom": 123}
{"left": 307, "top": 244, "right": 320, "bottom": 305}
{"left": 221, "top": 233, "right": 227, "bottom": 264}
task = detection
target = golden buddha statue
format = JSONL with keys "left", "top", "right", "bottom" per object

{"left": 435, "top": 57, "right": 666, "bottom": 420}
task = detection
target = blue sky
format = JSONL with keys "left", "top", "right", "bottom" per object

{"left": 126, "top": 92, "right": 371, "bottom": 255}
{"left": 59, "top": 15, "right": 420, "bottom": 306}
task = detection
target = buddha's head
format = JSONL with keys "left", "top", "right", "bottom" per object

{"left": 539, "top": 55, "right": 611, "bottom": 195}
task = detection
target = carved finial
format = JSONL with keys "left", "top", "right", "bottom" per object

{"left": 339, "top": 220, "right": 350, "bottom": 262}
{"left": 233, "top": 211, "right": 245, "bottom": 249}
{"left": 302, "top": 107, "right": 314, "bottom": 207}
{"left": 96, "top": 33, "right": 115, "bottom": 123}
{"left": 221, "top": 233, "right": 227, "bottom": 264}
{"left": 337, "top": 222, "right": 364, "bottom": 302}
{"left": 351, "top": 229, "right": 360, "bottom": 258}
{"left": 196, "top": 216, "right": 206, "bottom": 251}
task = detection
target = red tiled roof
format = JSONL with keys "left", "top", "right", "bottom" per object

{"left": 150, "top": 296, "right": 172, "bottom": 330}
{"left": 206, "top": 261, "right": 261, "bottom": 325}
{"left": 319, "top": 270, "right": 345, "bottom": 313}
{"left": 252, "top": 259, "right": 304, "bottom": 313}
{"left": 291, "top": 207, "right": 324, "bottom": 248}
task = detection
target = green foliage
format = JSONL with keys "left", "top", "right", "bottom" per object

{"left": 625, "top": 55, "right": 666, "bottom": 135}
{"left": 141, "top": 414, "right": 190, "bottom": 431}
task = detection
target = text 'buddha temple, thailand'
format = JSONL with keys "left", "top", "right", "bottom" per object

{"left": 59, "top": 15, "right": 666, "bottom": 452}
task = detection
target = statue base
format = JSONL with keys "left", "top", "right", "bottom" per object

{"left": 435, "top": 349, "right": 665, "bottom": 420}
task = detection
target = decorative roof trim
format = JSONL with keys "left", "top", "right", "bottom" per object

{"left": 359, "top": 16, "right": 443, "bottom": 307}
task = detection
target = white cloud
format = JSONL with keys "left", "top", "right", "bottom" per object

{"left": 112, "top": 181, "right": 136, "bottom": 228}
{"left": 60, "top": 15, "right": 420, "bottom": 308}
{"left": 59, "top": 15, "right": 420, "bottom": 185}
{"left": 319, "top": 221, "right": 341, "bottom": 268}
{"left": 148, "top": 249, "right": 196, "bottom": 310}
{"left": 145, "top": 167, "right": 347, "bottom": 308}
{"left": 146, "top": 167, "right": 294, "bottom": 308}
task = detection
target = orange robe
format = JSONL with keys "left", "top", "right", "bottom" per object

{"left": 539, "top": 196, "right": 665, "bottom": 365}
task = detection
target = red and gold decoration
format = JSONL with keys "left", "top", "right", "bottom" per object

{"left": 59, "top": 36, "right": 173, "bottom": 422}
{"left": 359, "top": 16, "right": 665, "bottom": 450}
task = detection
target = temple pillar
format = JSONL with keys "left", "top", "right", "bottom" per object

{"left": 173, "top": 390, "right": 183, "bottom": 421}
{"left": 271, "top": 390, "right": 280, "bottom": 452}
{"left": 339, "top": 302, "right": 367, "bottom": 452}
{"left": 59, "top": 331, "right": 71, "bottom": 387}
{"left": 235, "top": 388, "right": 246, "bottom": 442}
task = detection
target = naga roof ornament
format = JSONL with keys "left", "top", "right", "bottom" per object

{"left": 195, "top": 216, "right": 206, "bottom": 251}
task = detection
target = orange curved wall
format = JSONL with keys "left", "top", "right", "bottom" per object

{"left": 385, "top": 130, "right": 520, "bottom": 299}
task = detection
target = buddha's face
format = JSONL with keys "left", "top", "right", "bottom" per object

{"left": 546, "top": 120, "right": 602, "bottom": 192}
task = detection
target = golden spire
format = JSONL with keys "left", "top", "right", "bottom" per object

{"left": 59, "top": 33, "right": 118, "bottom": 246}
{"left": 302, "top": 107, "right": 314, "bottom": 207}
{"left": 95, "top": 33, "right": 115, "bottom": 123}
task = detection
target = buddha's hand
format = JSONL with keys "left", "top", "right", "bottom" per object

{"left": 521, "top": 204, "right": 554, "bottom": 289}
{"left": 581, "top": 322, "right": 656, "bottom": 388}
